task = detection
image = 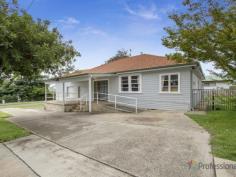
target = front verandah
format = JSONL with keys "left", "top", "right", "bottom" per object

{"left": 44, "top": 74, "right": 115, "bottom": 112}
{"left": 45, "top": 74, "right": 138, "bottom": 113}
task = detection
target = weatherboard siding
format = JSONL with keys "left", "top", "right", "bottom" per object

{"left": 108, "top": 68, "right": 192, "bottom": 111}
{"left": 55, "top": 81, "right": 88, "bottom": 101}
{"left": 192, "top": 72, "right": 202, "bottom": 89}
{"left": 54, "top": 67, "right": 194, "bottom": 111}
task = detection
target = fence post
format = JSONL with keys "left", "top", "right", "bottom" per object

{"left": 96, "top": 92, "right": 98, "bottom": 104}
{"left": 115, "top": 95, "right": 117, "bottom": 110}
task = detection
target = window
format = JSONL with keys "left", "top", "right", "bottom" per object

{"left": 78, "top": 86, "right": 80, "bottom": 98}
{"left": 66, "top": 86, "right": 73, "bottom": 98}
{"left": 121, "top": 76, "right": 129, "bottom": 92}
{"left": 119, "top": 75, "right": 141, "bottom": 93}
{"left": 160, "top": 73, "right": 180, "bottom": 93}
{"left": 170, "top": 74, "right": 179, "bottom": 92}
{"left": 161, "top": 75, "right": 169, "bottom": 92}
{"left": 131, "top": 75, "right": 140, "bottom": 91}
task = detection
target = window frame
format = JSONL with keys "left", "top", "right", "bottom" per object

{"left": 120, "top": 76, "right": 129, "bottom": 92}
{"left": 119, "top": 74, "right": 142, "bottom": 93}
{"left": 66, "top": 86, "right": 74, "bottom": 98}
{"left": 159, "top": 73, "right": 180, "bottom": 94}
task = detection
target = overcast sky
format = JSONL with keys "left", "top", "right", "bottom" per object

{"left": 19, "top": 0, "right": 216, "bottom": 75}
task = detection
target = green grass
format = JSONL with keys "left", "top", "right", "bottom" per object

{"left": 0, "top": 101, "right": 44, "bottom": 109}
{"left": 0, "top": 112, "right": 30, "bottom": 142}
{"left": 187, "top": 111, "right": 236, "bottom": 161}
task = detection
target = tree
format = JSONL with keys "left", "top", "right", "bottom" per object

{"left": 0, "top": 0, "right": 80, "bottom": 82}
{"left": 0, "top": 77, "right": 46, "bottom": 102}
{"left": 162, "top": 0, "right": 236, "bottom": 78}
{"left": 106, "top": 49, "right": 131, "bottom": 63}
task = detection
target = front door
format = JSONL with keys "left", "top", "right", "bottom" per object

{"left": 94, "top": 80, "right": 108, "bottom": 100}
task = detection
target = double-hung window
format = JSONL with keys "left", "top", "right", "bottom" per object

{"left": 160, "top": 73, "right": 180, "bottom": 93}
{"left": 131, "top": 75, "right": 139, "bottom": 92}
{"left": 119, "top": 75, "right": 141, "bottom": 93}
{"left": 121, "top": 76, "right": 129, "bottom": 92}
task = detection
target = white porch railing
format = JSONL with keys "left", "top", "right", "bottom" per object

{"left": 46, "top": 93, "right": 88, "bottom": 106}
{"left": 79, "top": 95, "right": 88, "bottom": 110}
{"left": 63, "top": 95, "right": 88, "bottom": 108}
{"left": 95, "top": 92, "right": 138, "bottom": 113}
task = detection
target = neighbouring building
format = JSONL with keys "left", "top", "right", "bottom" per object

{"left": 202, "top": 80, "right": 233, "bottom": 90}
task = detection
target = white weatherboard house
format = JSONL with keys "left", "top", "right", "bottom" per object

{"left": 45, "top": 54, "right": 204, "bottom": 112}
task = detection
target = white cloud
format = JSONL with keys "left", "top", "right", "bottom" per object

{"left": 124, "top": 3, "right": 159, "bottom": 20}
{"left": 58, "top": 17, "right": 80, "bottom": 27}
{"left": 79, "top": 26, "right": 107, "bottom": 37}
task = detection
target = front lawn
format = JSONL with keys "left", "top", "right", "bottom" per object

{"left": 0, "top": 101, "right": 44, "bottom": 109}
{"left": 0, "top": 112, "right": 29, "bottom": 142}
{"left": 187, "top": 111, "right": 236, "bottom": 161}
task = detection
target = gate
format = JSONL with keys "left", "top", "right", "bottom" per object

{"left": 192, "top": 89, "right": 236, "bottom": 111}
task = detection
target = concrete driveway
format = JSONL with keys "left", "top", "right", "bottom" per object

{"left": 1, "top": 108, "right": 215, "bottom": 177}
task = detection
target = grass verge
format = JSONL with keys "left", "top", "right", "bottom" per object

{"left": 0, "top": 112, "right": 30, "bottom": 142}
{"left": 0, "top": 101, "right": 44, "bottom": 110}
{"left": 187, "top": 111, "right": 236, "bottom": 161}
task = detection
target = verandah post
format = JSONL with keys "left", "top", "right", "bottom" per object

{"left": 62, "top": 82, "right": 65, "bottom": 105}
{"left": 89, "top": 76, "right": 92, "bottom": 112}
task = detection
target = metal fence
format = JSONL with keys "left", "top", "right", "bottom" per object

{"left": 192, "top": 89, "right": 236, "bottom": 111}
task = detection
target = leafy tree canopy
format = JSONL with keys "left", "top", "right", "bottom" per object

{"left": 0, "top": 0, "right": 80, "bottom": 82}
{"left": 162, "top": 0, "right": 236, "bottom": 78}
{"left": 0, "top": 76, "right": 47, "bottom": 102}
{"left": 106, "top": 49, "right": 131, "bottom": 63}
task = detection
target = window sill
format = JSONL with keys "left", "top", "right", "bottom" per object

{"left": 119, "top": 91, "right": 142, "bottom": 94}
{"left": 159, "top": 92, "right": 181, "bottom": 95}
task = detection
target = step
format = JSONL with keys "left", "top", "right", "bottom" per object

{"left": 105, "top": 105, "right": 134, "bottom": 113}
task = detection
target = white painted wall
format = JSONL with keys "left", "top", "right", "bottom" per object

{"left": 55, "top": 81, "right": 88, "bottom": 101}
{"left": 108, "top": 68, "right": 192, "bottom": 111}
{"left": 192, "top": 73, "right": 202, "bottom": 89}
{"left": 53, "top": 67, "right": 203, "bottom": 111}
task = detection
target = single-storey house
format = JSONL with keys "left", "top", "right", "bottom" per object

{"left": 202, "top": 80, "right": 233, "bottom": 90}
{"left": 45, "top": 54, "right": 204, "bottom": 112}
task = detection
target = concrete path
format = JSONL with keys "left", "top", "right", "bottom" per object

{"left": 4, "top": 135, "right": 131, "bottom": 177}
{"left": 0, "top": 143, "right": 37, "bottom": 177}
{"left": 1, "top": 108, "right": 215, "bottom": 177}
{"left": 214, "top": 157, "right": 236, "bottom": 177}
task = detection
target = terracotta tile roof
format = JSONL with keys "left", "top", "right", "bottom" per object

{"left": 62, "top": 69, "right": 89, "bottom": 78}
{"left": 63, "top": 54, "right": 182, "bottom": 78}
{"left": 88, "top": 54, "right": 178, "bottom": 74}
